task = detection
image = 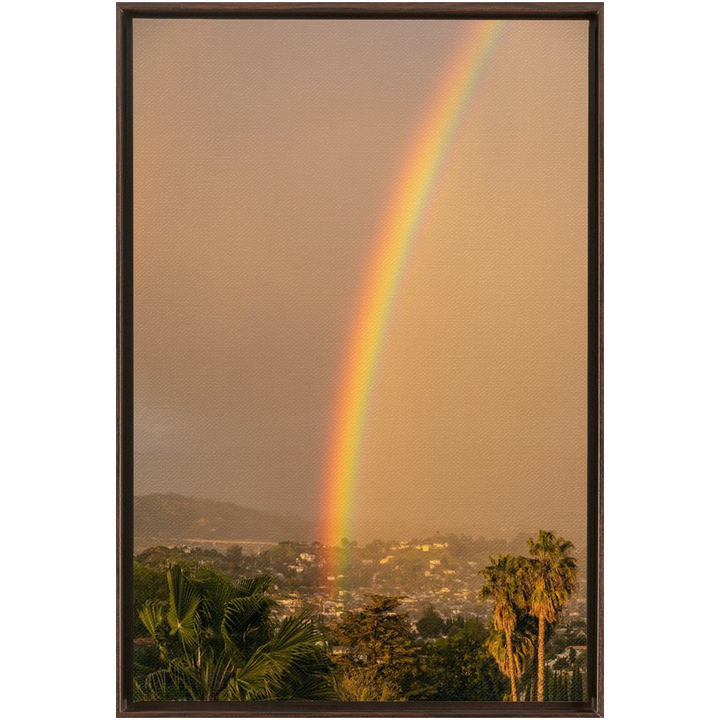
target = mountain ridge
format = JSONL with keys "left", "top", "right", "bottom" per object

{"left": 134, "top": 492, "right": 315, "bottom": 544}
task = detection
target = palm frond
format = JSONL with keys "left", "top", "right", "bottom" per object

{"left": 487, "top": 622, "right": 534, "bottom": 679}
{"left": 135, "top": 565, "right": 334, "bottom": 702}
{"left": 194, "top": 571, "right": 238, "bottom": 633}
{"left": 224, "top": 615, "right": 324, "bottom": 700}
{"left": 195, "top": 647, "right": 235, "bottom": 701}
{"left": 260, "top": 614, "right": 322, "bottom": 668}
{"left": 221, "top": 594, "right": 275, "bottom": 655}
{"left": 138, "top": 599, "right": 167, "bottom": 639}
{"left": 223, "top": 651, "right": 280, "bottom": 700}
{"left": 281, "top": 671, "right": 337, "bottom": 701}
{"left": 166, "top": 565, "right": 202, "bottom": 648}
{"left": 525, "top": 531, "right": 578, "bottom": 623}
{"left": 134, "top": 666, "right": 180, "bottom": 701}
{"left": 235, "top": 574, "right": 275, "bottom": 598}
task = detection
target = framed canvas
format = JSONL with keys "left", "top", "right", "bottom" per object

{"left": 117, "top": 2, "right": 603, "bottom": 716}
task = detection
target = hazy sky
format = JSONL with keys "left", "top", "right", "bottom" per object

{"left": 133, "top": 19, "right": 588, "bottom": 544}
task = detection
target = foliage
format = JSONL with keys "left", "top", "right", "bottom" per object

{"left": 415, "top": 627, "right": 506, "bottom": 701}
{"left": 478, "top": 554, "right": 528, "bottom": 700}
{"left": 133, "top": 562, "right": 168, "bottom": 636}
{"left": 133, "top": 564, "right": 335, "bottom": 701}
{"left": 486, "top": 614, "right": 537, "bottom": 701}
{"left": 334, "top": 665, "right": 404, "bottom": 701}
{"left": 330, "top": 595, "right": 419, "bottom": 693}
{"left": 478, "top": 532, "right": 580, "bottom": 702}
{"left": 416, "top": 605, "right": 445, "bottom": 638}
{"left": 546, "top": 618, "right": 587, "bottom": 656}
{"left": 526, "top": 532, "right": 577, "bottom": 626}
{"left": 570, "top": 664, "right": 584, "bottom": 702}
{"left": 547, "top": 668, "right": 570, "bottom": 701}
{"left": 526, "top": 531, "right": 577, "bottom": 701}
{"left": 132, "top": 527, "right": 583, "bottom": 702}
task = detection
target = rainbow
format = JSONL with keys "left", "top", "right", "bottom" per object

{"left": 320, "top": 21, "right": 509, "bottom": 587}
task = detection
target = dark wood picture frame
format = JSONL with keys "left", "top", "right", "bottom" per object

{"left": 117, "top": 2, "right": 603, "bottom": 716}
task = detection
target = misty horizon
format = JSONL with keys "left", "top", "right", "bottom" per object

{"left": 134, "top": 491, "right": 587, "bottom": 550}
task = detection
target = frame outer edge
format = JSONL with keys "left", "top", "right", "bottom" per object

{"left": 596, "top": 2, "right": 604, "bottom": 717}
{"left": 116, "top": 3, "right": 605, "bottom": 715}
{"left": 117, "top": 3, "right": 135, "bottom": 715}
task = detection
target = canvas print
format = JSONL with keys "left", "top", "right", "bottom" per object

{"left": 130, "top": 16, "right": 590, "bottom": 704}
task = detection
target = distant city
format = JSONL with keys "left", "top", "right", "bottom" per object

{"left": 134, "top": 494, "right": 587, "bottom": 627}
{"left": 133, "top": 494, "right": 588, "bottom": 702}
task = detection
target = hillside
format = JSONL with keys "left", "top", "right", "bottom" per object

{"left": 134, "top": 493, "right": 314, "bottom": 547}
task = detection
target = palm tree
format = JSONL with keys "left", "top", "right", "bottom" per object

{"left": 486, "top": 617, "right": 535, "bottom": 701}
{"left": 478, "top": 555, "right": 526, "bottom": 701}
{"left": 526, "top": 531, "right": 577, "bottom": 701}
{"left": 134, "top": 564, "right": 335, "bottom": 701}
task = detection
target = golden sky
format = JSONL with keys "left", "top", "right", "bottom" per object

{"left": 133, "top": 19, "right": 588, "bottom": 545}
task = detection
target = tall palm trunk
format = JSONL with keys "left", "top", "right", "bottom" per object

{"left": 537, "top": 615, "right": 546, "bottom": 701}
{"left": 504, "top": 627, "right": 518, "bottom": 701}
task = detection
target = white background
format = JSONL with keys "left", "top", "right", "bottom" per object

{"left": 2, "top": 0, "right": 717, "bottom": 717}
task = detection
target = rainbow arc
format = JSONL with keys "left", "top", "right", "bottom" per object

{"left": 320, "top": 21, "right": 509, "bottom": 589}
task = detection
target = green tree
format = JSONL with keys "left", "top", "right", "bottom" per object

{"left": 526, "top": 531, "right": 577, "bottom": 701}
{"left": 334, "top": 665, "right": 404, "bottom": 701}
{"left": 416, "top": 605, "right": 445, "bottom": 638}
{"left": 134, "top": 565, "right": 334, "bottom": 701}
{"left": 331, "top": 595, "right": 417, "bottom": 693}
{"left": 418, "top": 626, "right": 506, "bottom": 700}
{"left": 478, "top": 555, "right": 526, "bottom": 701}
{"left": 549, "top": 668, "right": 571, "bottom": 701}
{"left": 547, "top": 668, "right": 556, "bottom": 701}
{"left": 570, "top": 664, "right": 583, "bottom": 701}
